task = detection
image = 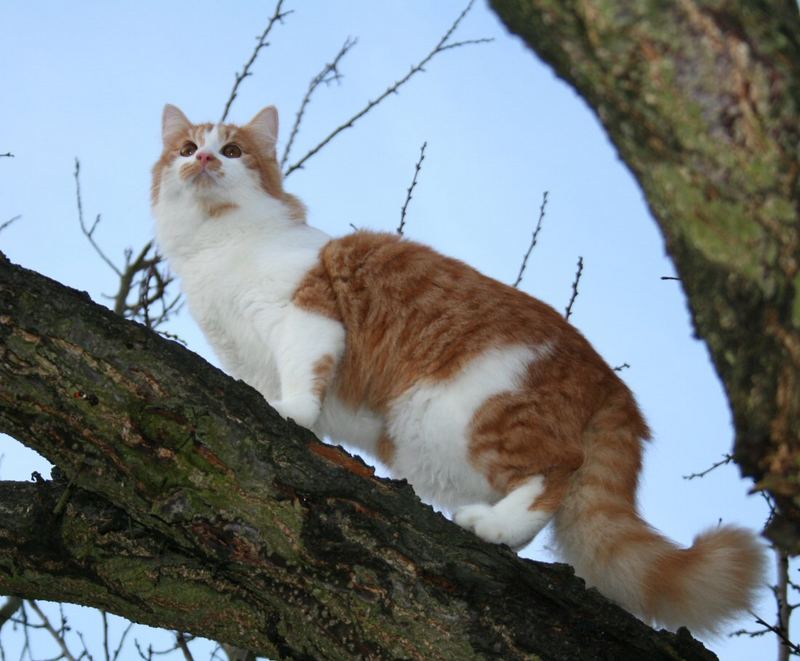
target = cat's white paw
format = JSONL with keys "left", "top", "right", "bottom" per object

{"left": 454, "top": 487, "right": 552, "bottom": 551}
{"left": 453, "top": 504, "right": 493, "bottom": 530}
{"left": 270, "top": 396, "right": 320, "bottom": 429}
{"left": 455, "top": 503, "right": 528, "bottom": 547}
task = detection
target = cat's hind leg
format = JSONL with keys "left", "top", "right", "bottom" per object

{"left": 454, "top": 472, "right": 566, "bottom": 550}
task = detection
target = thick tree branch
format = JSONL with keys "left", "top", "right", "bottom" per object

{"left": 0, "top": 252, "right": 714, "bottom": 659}
{"left": 490, "top": 0, "right": 800, "bottom": 551}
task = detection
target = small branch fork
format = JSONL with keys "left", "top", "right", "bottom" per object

{"left": 220, "top": 0, "right": 294, "bottom": 123}
{"left": 682, "top": 453, "right": 733, "bottom": 480}
{"left": 281, "top": 36, "right": 358, "bottom": 169}
{"left": 397, "top": 141, "right": 427, "bottom": 236}
{"left": 73, "top": 159, "right": 181, "bottom": 331}
{"left": 513, "top": 190, "right": 549, "bottom": 288}
{"left": 283, "top": 0, "right": 492, "bottom": 178}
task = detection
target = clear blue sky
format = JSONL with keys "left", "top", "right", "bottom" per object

{"left": 0, "top": 2, "right": 781, "bottom": 659}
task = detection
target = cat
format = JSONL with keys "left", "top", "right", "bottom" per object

{"left": 152, "top": 104, "right": 765, "bottom": 635}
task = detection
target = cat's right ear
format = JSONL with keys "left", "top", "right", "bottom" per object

{"left": 162, "top": 104, "right": 191, "bottom": 147}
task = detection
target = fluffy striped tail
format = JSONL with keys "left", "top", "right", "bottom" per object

{"left": 553, "top": 392, "right": 766, "bottom": 635}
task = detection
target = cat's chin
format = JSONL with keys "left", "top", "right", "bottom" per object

{"left": 189, "top": 171, "right": 220, "bottom": 189}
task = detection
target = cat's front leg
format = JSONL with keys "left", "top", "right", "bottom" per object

{"left": 270, "top": 304, "right": 345, "bottom": 429}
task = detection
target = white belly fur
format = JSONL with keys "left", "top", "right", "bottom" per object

{"left": 318, "top": 344, "right": 541, "bottom": 513}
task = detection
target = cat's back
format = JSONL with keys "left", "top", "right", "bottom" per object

{"left": 317, "top": 230, "right": 572, "bottom": 346}
{"left": 296, "top": 231, "right": 613, "bottom": 411}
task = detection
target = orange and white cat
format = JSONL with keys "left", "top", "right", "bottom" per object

{"left": 152, "top": 104, "right": 765, "bottom": 635}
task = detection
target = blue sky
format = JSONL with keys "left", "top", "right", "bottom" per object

{"left": 0, "top": 2, "right": 782, "bottom": 659}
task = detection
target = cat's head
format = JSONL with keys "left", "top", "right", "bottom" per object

{"left": 152, "top": 104, "right": 303, "bottom": 220}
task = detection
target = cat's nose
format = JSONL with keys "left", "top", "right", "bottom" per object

{"left": 196, "top": 152, "right": 216, "bottom": 165}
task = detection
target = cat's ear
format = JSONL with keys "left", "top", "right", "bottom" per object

{"left": 244, "top": 106, "right": 279, "bottom": 157}
{"left": 162, "top": 104, "right": 191, "bottom": 147}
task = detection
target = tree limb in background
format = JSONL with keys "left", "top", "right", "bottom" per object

{"left": 0, "top": 252, "right": 715, "bottom": 660}
{"left": 283, "top": 0, "right": 493, "bottom": 178}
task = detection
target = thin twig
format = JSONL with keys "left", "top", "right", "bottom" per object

{"left": 564, "top": 256, "right": 584, "bottom": 321}
{"left": 220, "top": 0, "right": 293, "bottom": 123}
{"left": 682, "top": 453, "right": 733, "bottom": 480}
{"left": 777, "top": 550, "right": 793, "bottom": 661}
{"left": 175, "top": 633, "right": 195, "bottom": 661}
{"left": 0, "top": 152, "right": 13, "bottom": 158}
{"left": 111, "top": 620, "right": 135, "bottom": 661}
{"left": 731, "top": 611, "right": 800, "bottom": 657}
{"left": 281, "top": 36, "right": 358, "bottom": 169}
{"left": 0, "top": 215, "right": 21, "bottom": 234}
{"left": 74, "top": 158, "right": 122, "bottom": 277}
{"left": 284, "top": 0, "right": 492, "bottom": 177}
{"left": 660, "top": 275, "right": 680, "bottom": 281}
{"left": 397, "top": 141, "right": 427, "bottom": 235}
{"left": 513, "top": 190, "right": 548, "bottom": 287}
{"left": 102, "top": 610, "right": 111, "bottom": 661}
{"left": 613, "top": 363, "right": 631, "bottom": 372}
{"left": 27, "top": 600, "right": 78, "bottom": 661}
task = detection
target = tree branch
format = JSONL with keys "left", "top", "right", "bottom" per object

{"left": 0, "top": 252, "right": 714, "bottom": 659}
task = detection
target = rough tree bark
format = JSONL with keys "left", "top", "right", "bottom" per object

{"left": 0, "top": 254, "right": 715, "bottom": 658}
{"left": 489, "top": 0, "right": 800, "bottom": 551}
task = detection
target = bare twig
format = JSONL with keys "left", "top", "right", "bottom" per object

{"left": 660, "top": 275, "right": 680, "bottom": 281}
{"left": 111, "top": 620, "right": 135, "bottom": 661}
{"left": 102, "top": 610, "right": 111, "bottom": 661}
{"left": 27, "top": 600, "right": 78, "bottom": 661}
{"left": 564, "top": 256, "right": 584, "bottom": 321}
{"left": 175, "top": 632, "right": 195, "bottom": 661}
{"left": 0, "top": 152, "right": 13, "bottom": 158}
{"left": 682, "top": 453, "right": 733, "bottom": 480}
{"left": 732, "top": 610, "right": 800, "bottom": 657}
{"left": 284, "top": 0, "right": 492, "bottom": 177}
{"left": 776, "top": 550, "right": 794, "bottom": 661}
{"left": 513, "top": 190, "right": 548, "bottom": 287}
{"left": 74, "top": 158, "right": 122, "bottom": 277}
{"left": 613, "top": 363, "right": 631, "bottom": 372}
{"left": 0, "top": 215, "right": 21, "bottom": 234}
{"left": 220, "top": 0, "right": 293, "bottom": 123}
{"left": 397, "top": 141, "right": 427, "bottom": 235}
{"left": 281, "top": 36, "right": 358, "bottom": 169}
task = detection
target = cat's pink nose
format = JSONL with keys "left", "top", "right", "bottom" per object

{"left": 196, "top": 152, "right": 216, "bottom": 165}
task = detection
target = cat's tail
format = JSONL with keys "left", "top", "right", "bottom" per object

{"left": 552, "top": 389, "right": 766, "bottom": 635}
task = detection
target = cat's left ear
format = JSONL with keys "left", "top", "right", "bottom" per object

{"left": 244, "top": 106, "right": 279, "bottom": 157}
{"left": 162, "top": 104, "right": 191, "bottom": 147}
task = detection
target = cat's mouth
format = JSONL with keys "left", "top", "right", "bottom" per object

{"left": 179, "top": 161, "right": 222, "bottom": 188}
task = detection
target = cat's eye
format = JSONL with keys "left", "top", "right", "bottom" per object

{"left": 179, "top": 141, "right": 197, "bottom": 157}
{"left": 221, "top": 143, "right": 242, "bottom": 159}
